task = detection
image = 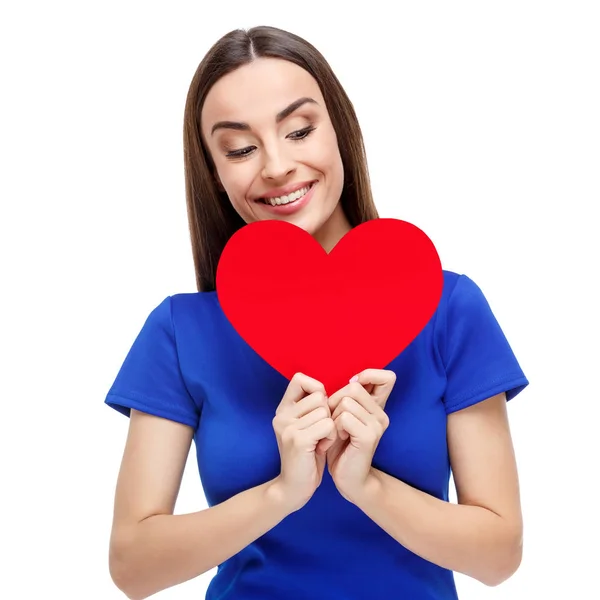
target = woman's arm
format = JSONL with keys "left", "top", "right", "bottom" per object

{"left": 109, "top": 409, "right": 294, "bottom": 600}
{"left": 354, "top": 392, "right": 523, "bottom": 587}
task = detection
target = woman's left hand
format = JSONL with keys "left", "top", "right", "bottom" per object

{"left": 326, "top": 369, "right": 397, "bottom": 503}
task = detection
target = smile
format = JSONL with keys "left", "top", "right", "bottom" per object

{"left": 258, "top": 182, "right": 315, "bottom": 206}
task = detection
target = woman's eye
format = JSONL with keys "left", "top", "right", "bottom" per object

{"left": 225, "top": 126, "right": 316, "bottom": 159}
{"left": 226, "top": 146, "right": 255, "bottom": 158}
{"left": 288, "top": 126, "right": 316, "bottom": 140}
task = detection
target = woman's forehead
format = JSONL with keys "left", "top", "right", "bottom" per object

{"left": 202, "top": 59, "right": 323, "bottom": 129}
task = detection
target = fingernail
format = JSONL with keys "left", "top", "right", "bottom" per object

{"left": 350, "top": 375, "right": 359, "bottom": 383}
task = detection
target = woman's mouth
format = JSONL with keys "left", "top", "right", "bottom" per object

{"left": 255, "top": 182, "right": 317, "bottom": 215}
{"left": 257, "top": 182, "right": 315, "bottom": 206}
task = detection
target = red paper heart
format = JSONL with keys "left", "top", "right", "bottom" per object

{"left": 216, "top": 218, "right": 443, "bottom": 395}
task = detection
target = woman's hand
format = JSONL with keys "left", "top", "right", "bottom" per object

{"left": 324, "top": 369, "right": 397, "bottom": 503}
{"left": 271, "top": 373, "right": 337, "bottom": 512}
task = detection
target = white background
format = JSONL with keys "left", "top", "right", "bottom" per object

{"left": 2, "top": 1, "right": 599, "bottom": 598}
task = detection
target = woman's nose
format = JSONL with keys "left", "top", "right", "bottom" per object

{"left": 261, "top": 144, "right": 295, "bottom": 180}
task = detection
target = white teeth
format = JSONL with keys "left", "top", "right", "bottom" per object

{"left": 263, "top": 184, "right": 312, "bottom": 206}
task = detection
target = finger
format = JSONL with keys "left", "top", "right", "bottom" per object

{"left": 336, "top": 411, "right": 369, "bottom": 442}
{"left": 315, "top": 418, "right": 338, "bottom": 454}
{"left": 296, "top": 405, "right": 330, "bottom": 430}
{"left": 324, "top": 434, "right": 346, "bottom": 462}
{"left": 293, "top": 391, "right": 329, "bottom": 419}
{"left": 352, "top": 369, "right": 396, "bottom": 400}
{"left": 302, "top": 417, "right": 336, "bottom": 450}
{"left": 316, "top": 430, "right": 338, "bottom": 454}
{"left": 328, "top": 381, "right": 378, "bottom": 414}
{"left": 333, "top": 398, "right": 375, "bottom": 442}
{"left": 282, "top": 372, "right": 326, "bottom": 406}
{"left": 331, "top": 387, "right": 389, "bottom": 434}
{"left": 331, "top": 395, "right": 374, "bottom": 424}
{"left": 334, "top": 414, "right": 350, "bottom": 440}
{"left": 353, "top": 368, "right": 396, "bottom": 389}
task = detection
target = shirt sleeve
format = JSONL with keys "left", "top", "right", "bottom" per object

{"left": 104, "top": 296, "right": 202, "bottom": 430}
{"left": 442, "top": 275, "right": 529, "bottom": 414}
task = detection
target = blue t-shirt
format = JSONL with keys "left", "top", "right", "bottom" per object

{"left": 105, "top": 270, "right": 528, "bottom": 599}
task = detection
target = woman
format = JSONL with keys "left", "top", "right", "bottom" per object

{"left": 105, "top": 25, "right": 528, "bottom": 600}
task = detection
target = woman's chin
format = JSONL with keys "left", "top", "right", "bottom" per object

{"left": 265, "top": 212, "right": 318, "bottom": 233}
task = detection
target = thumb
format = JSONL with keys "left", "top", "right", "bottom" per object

{"left": 349, "top": 373, "right": 374, "bottom": 394}
{"left": 316, "top": 429, "right": 337, "bottom": 454}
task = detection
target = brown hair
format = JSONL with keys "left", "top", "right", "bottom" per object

{"left": 183, "top": 25, "right": 379, "bottom": 292}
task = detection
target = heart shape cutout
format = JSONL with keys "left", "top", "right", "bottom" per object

{"left": 216, "top": 218, "right": 443, "bottom": 395}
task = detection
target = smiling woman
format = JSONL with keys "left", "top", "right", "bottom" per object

{"left": 200, "top": 63, "right": 338, "bottom": 230}
{"left": 199, "top": 59, "right": 345, "bottom": 224}
{"left": 104, "top": 24, "right": 529, "bottom": 600}
{"left": 200, "top": 76, "right": 347, "bottom": 264}
{"left": 184, "top": 29, "right": 380, "bottom": 290}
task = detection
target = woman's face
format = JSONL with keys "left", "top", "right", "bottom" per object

{"left": 201, "top": 58, "right": 349, "bottom": 249}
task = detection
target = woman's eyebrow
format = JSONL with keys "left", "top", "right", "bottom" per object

{"left": 210, "top": 97, "right": 319, "bottom": 136}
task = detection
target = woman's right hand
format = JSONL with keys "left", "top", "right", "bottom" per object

{"left": 271, "top": 372, "right": 338, "bottom": 512}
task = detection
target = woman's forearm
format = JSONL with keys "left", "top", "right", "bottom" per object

{"left": 353, "top": 468, "right": 522, "bottom": 586}
{"left": 109, "top": 478, "right": 295, "bottom": 600}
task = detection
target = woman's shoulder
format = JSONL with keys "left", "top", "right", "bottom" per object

{"left": 435, "top": 270, "right": 494, "bottom": 329}
{"left": 147, "top": 290, "right": 233, "bottom": 356}
{"left": 170, "top": 289, "right": 218, "bottom": 305}
{"left": 168, "top": 290, "right": 222, "bottom": 322}
{"left": 441, "top": 269, "right": 484, "bottom": 303}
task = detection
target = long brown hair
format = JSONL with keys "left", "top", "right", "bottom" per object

{"left": 183, "top": 25, "right": 379, "bottom": 292}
